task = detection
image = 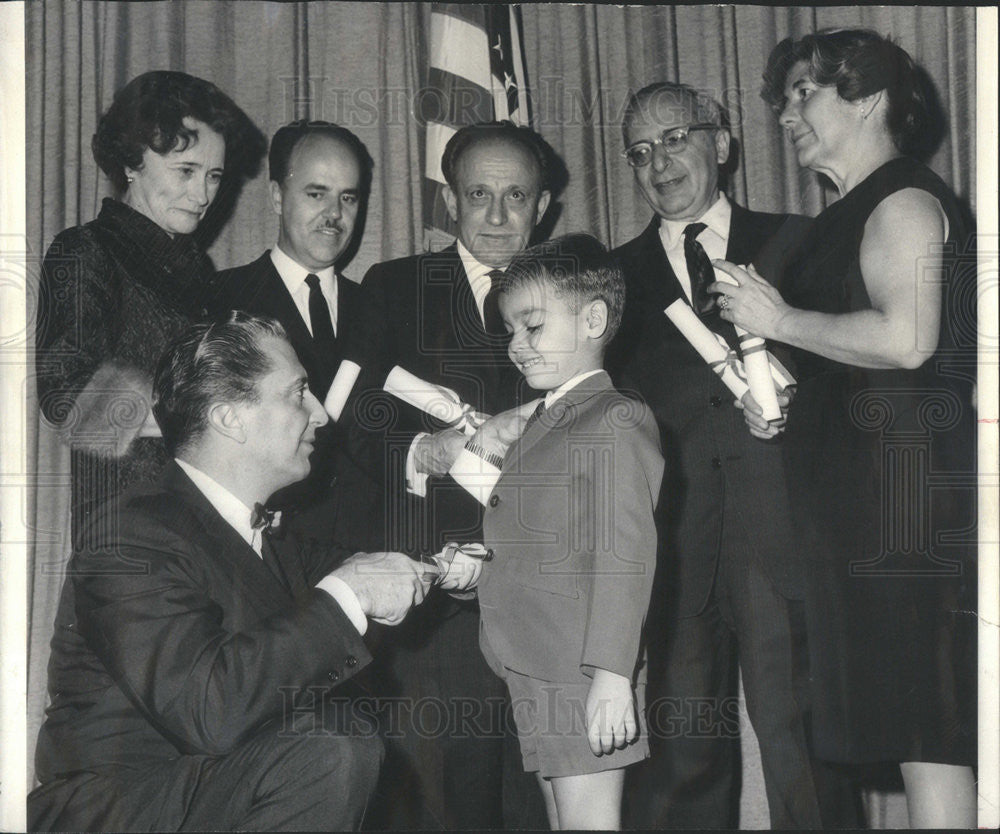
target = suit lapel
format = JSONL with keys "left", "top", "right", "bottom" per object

{"left": 725, "top": 203, "right": 763, "bottom": 266}
{"left": 163, "top": 463, "right": 295, "bottom": 611}
{"left": 632, "top": 219, "right": 685, "bottom": 308}
{"left": 509, "top": 372, "right": 614, "bottom": 463}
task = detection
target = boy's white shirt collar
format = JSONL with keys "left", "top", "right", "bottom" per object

{"left": 175, "top": 458, "right": 260, "bottom": 556}
{"left": 544, "top": 369, "right": 605, "bottom": 409}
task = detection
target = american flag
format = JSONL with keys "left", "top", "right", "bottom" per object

{"left": 422, "top": 3, "right": 531, "bottom": 252}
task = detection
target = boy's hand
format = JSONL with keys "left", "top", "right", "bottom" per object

{"left": 435, "top": 542, "right": 489, "bottom": 591}
{"left": 585, "top": 668, "right": 638, "bottom": 755}
{"left": 470, "top": 400, "right": 540, "bottom": 457}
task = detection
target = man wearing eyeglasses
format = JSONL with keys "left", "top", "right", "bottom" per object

{"left": 607, "top": 83, "right": 847, "bottom": 829}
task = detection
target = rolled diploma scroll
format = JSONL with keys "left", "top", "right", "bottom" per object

{"left": 766, "top": 351, "right": 796, "bottom": 391}
{"left": 664, "top": 299, "right": 749, "bottom": 400}
{"left": 383, "top": 365, "right": 484, "bottom": 436}
{"left": 324, "top": 360, "right": 362, "bottom": 421}
{"left": 712, "top": 269, "right": 781, "bottom": 420}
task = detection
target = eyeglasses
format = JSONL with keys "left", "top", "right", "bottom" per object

{"left": 621, "top": 124, "right": 718, "bottom": 167}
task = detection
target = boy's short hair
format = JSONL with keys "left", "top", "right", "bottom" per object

{"left": 502, "top": 233, "right": 625, "bottom": 344}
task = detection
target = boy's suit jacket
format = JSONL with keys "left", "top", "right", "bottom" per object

{"left": 478, "top": 372, "right": 664, "bottom": 683}
{"left": 211, "top": 253, "right": 379, "bottom": 549}
{"left": 608, "top": 205, "right": 810, "bottom": 618}
{"left": 33, "top": 461, "right": 371, "bottom": 799}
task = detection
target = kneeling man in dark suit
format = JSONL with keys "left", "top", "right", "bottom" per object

{"left": 29, "top": 313, "right": 436, "bottom": 832}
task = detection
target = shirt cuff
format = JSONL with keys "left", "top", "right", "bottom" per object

{"left": 316, "top": 575, "right": 368, "bottom": 635}
{"left": 448, "top": 446, "right": 502, "bottom": 507}
{"left": 405, "top": 432, "right": 430, "bottom": 497}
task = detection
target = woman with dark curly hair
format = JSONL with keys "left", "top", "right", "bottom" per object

{"left": 36, "top": 71, "right": 264, "bottom": 543}
{"left": 711, "top": 29, "right": 976, "bottom": 827}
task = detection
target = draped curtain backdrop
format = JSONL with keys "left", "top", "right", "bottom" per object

{"left": 24, "top": 0, "right": 977, "bottom": 809}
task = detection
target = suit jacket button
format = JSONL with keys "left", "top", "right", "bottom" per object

{"left": 327, "top": 670, "right": 340, "bottom": 682}
{"left": 489, "top": 495, "right": 500, "bottom": 508}
{"left": 346, "top": 655, "right": 358, "bottom": 668}
{"left": 710, "top": 395, "right": 723, "bottom": 407}
{"left": 711, "top": 457, "right": 722, "bottom": 469}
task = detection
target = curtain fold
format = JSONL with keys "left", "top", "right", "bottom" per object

{"left": 24, "top": 4, "right": 978, "bottom": 815}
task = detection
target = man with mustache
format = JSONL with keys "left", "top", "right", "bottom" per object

{"left": 213, "top": 121, "right": 379, "bottom": 551}
{"left": 28, "top": 313, "right": 436, "bottom": 831}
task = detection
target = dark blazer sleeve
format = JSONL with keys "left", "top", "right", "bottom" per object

{"left": 580, "top": 399, "right": 664, "bottom": 679}
{"left": 73, "top": 515, "right": 371, "bottom": 757}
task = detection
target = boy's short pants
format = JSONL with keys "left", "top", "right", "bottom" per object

{"left": 503, "top": 668, "right": 649, "bottom": 778}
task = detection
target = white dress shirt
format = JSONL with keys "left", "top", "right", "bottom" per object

{"left": 405, "top": 241, "right": 501, "bottom": 496}
{"left": 456, "top": 240, "right": 497, "bottom": 327}
{"left": 175, "top": 458, "right": 367, "bottom": 634}
{"left": 658, "top": 192, "right": 732, "bottom": 302}
{"left": 270, "top": 246, "right": 339, "bottom": 337}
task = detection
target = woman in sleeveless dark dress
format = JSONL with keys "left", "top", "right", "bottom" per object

{"left": 711, "top": 30, "right": 976, "bottom": 828}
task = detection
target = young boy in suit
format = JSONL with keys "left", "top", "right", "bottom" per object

{"left": 447, "top": 234, "right": 664, "bottom": 829}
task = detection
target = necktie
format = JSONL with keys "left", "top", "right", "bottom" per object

{"left": 523, "top": 399, "right": 546, "bottom": 432}
{"left": 482, "top": 269, "right": 506, "bottom": 336}
{"left": 682, "top": 223, "right": 717, "bottom": 316}
{"left": 305, "top": 273, "right": 336, "bottom": 343}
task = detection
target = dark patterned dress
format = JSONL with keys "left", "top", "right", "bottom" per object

{"left": 781, "top": 157, "right": 977, "bottom": 765}
{"left": 36, "top": 198, "right": 215, "bottom": 545}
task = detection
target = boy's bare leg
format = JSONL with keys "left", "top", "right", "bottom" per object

{"left": 535, "top": 773, "right": 559, "bottom": 829}
{"left": 548, "top": 768, "right": 626, "bottom": 830}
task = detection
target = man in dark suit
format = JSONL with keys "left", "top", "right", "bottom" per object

{"left": 28, "top": 313, "right": 435, "bottom": 831}
{"left": 355, "top": 123, "right": 555, "bottom": 829}
{"left": 212, "top": 121, "right": 378, "bottom": 551}
{"left": 607, "top": 82, "right": 844, "bottom": 829}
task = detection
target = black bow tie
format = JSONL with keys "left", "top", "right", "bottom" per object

{"left": 250, "top": 502, "right": 278, "bottom": 532}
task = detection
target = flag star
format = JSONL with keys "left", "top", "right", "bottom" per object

{"left": 504, "top": 72, "right": 515, "bottom": 90}
{"left": 492, "top": 36, "right": 504, "bottom": 60}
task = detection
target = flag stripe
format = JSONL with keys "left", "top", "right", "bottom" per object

{"left": 430, "top": 10, "right": 490, "bottom": 88}
{"left": 507, "top": 6, "right": 529, "bottom": 123}
{"left": 435, "top": 2, "right": 485, "bottom": 29}
{"left": 424, "top": 121, "right": 456, "bottom": 183}
{"left": 424, "top": 67, "right": 494, "bottom": 129}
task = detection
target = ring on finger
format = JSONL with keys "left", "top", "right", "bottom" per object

{"left": 718, "top": 295, "right": 731, "bottom": 311}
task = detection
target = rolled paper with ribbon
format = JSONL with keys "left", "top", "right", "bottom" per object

{"left": 664, "top": 299, "right": 749, "bottom": 399}
{"left": 324, "top": 360, "right": 363, "bottom": 421}
{"left": 383, "top": 365, "right": 485, "bottom": 436}
{"left": 738, "top": 333, "right": 781, "bottom": 420}
{"left": 713, "top": 266, "right": 786, "bottom": 419}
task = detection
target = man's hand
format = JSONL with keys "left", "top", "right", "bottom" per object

{"left": 470, "top": 399, "right": 540, "bottom": 457}
{"left": 413, "top": 428, "right": 467, "bottom": 476}
{"left": 331, "top": 551, "right": 436, "bottom": 625}
{"left": 735, "top": 388, "right": 792, "bottom": 440}
{"left": 585, "top": 668, "right": 638, "bottom": 756}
